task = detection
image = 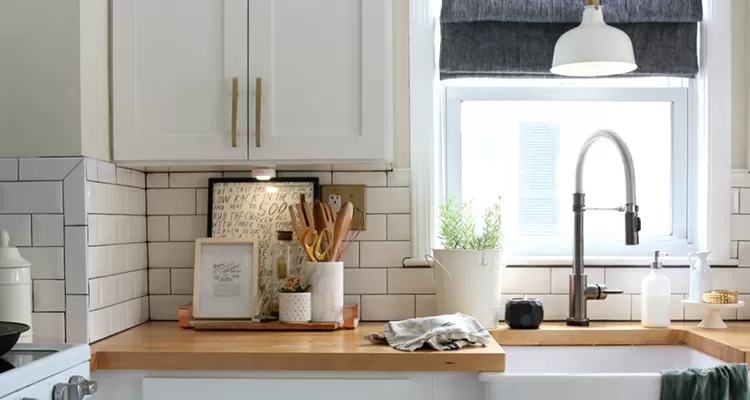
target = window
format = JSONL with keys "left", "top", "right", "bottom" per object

{"left": 444, "top": 78, "right": 691, "bottom": 257}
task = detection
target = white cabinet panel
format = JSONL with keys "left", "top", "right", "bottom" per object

{"left": 113, "top": 0, "right": 248, "bottom": 161}
{"left": 248, "top": 0, "right": 392, "bottom": 162}
{"left": 143, "top": 378, "right": 410, "bottom": 400}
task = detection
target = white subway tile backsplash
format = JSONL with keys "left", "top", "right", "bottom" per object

{"left": 110, "top": 301, "right": 128, "bottom": 336}
{"left": 147, "top": 217, "right": 168, "bottom": 242}
{"left": 731, "top": 215, "right": 750, "bottom": 240}
{"left": 33, "top": 280, "right": 65, "bottom": 312}
{"left": 713, "top": 268, "right": 750, "bottom": 293}
{"left": 344, "top": 268, "right": 387, "bottom": 294}
{"left": 32, "top": 214, "right": 64, "bottom": 246}
{"left": 739, "top": 243, "right": 750, "bottom": 266}
{"left": 150, "top": 295, "right": 192, "bottom": 320}
{"left": 0, "top": 159, "right": 18, "bottom": 181}
{"left": 387, "top": 268, "right": 435, "bottom": 294}
{"left": 97, "top": 161, "right": 117, "bottom": 184}
{"left": 147, "top": 189, "right": 196, "bottom": 215}
{"left": 170, "top": 216, "right": 206, "bottom": 242}
{"left": 341, "top": 241, "right": 360, "bottom": 268}
{"left": 96, "top": 215, "right": 117, "bottom": 245}
{"left": 169, "top": 172, "right": 221, "bottom": 188}
{"left": 109, "top": 245, "right": 126, "bottom": 275}
{"left": 170, "top": 268, "right": 194, "bottom": 294}
{"left": 107, "top": 185, "right": 125, "bottom": 214}
{"left": 116, "top": 168, "right": 132, "bottom": 186}
{"left": 386, "top": 214, "right": 410, "bottom": 241}
{"left": 277, "top": 171, "right": 332, "bottom": 185}
{"left": 89, "top": 278, "right": 101, "bottom": 310}
{"left": 361, "top": 295, "right": 415, "bottom": 321}
{"left": 387, "top": 170, "right": 410, "bottom": 187}
{"left": 87, "top": 182, "right": 108, "bottom": 214}
{"left": 63, "top": 162, "right": 87, "bottom": 225}
{"left": 22, "top": 247, "right": 64, "bottom": 279}
{"left": 738, "top": 295, "right": 750, "bottom": 319}
{"left": 587, "top": 294, "right": 631, "bottom": 320}
{"left": 528, "top": 294, "right": 568, "bottom": 320}
{"left": 359, "top": 241, "right": 410, "bottom": 267}
{"left": 502, "top": 268, "right": 550, "bottom": 294}
{"left": 344, "top": 295, "right": 361, "bottom": 308}
{"left": 332, "top": 172, "right": 386, "bottom": 187}
{"left": 276, "top": 164, "right": 334, "bottom": 171}
{"left": 551, "top": 268, "right": 604, "bottom": 294}
{"left": 604, "top": 268, "right": 647, "bottom": 294}
{"left": 64, "top": 226, "right": 88, "bottom": 294}
{"left": 117, "top": 216, "right": 134, "bottom": 243}
{"left": 117, "top": 272, "right": 135, "bottom": 302}
{"left": 85, "top": 159, "right": 98, "bottom": 181}
{"left": 100, "top": 276, "right": 118, "bottom": 308}
{"left": 89, "top": 307, "right": 109, "bottom": 342}
{"left": 196, "top": 189, "right": 208, "bottom": 215}
{"left": 415, "top": 295, "right": 437, "bottom": 317}
{"left": 731, "top": 240, "right": 739, "bottom": 259}
{"left": 732, "top": 188, "right": 740, "bottom": 214}
{"left": 87, "top": 246, "right": 106, "bottom": 278}
{"left": 19, "top": 158, "right": 80, "bottom": 181}
{"left": 32, "top": 312, "right": 65, "bottom": 343}
{"left": 355, "top": 214, "right": 386, "bottom": 241}
{"left": 662, "top": 268, "right": 690, "bottom": 294}
{"left": 149, "top": 242, "right": 195, "bottom": 268}
{"left": 631, "top": 294, "right": 685, "bottom": 321}
{"left": 731, "top": 170, "right": 750, "bottom": 188}
{"left": 331, "top": 164, "right": 389, "bottom": 171}
{"left": 741, "top": 189, "right": 750, "bottom": 214}
{"left": 0, "top": 215, "right": 31, "bottom": 246}
{"left": 0, "top": 182, "right": 63, "bottom": 213}
{"left": 366, "top": 188, "right": 410, "bottom": 214}
{"left": 147, "top": 173, "right": 169, "bottom": 188}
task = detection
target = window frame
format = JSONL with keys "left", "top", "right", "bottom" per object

{"left": 443, "top": 85, "right": 691, "bottom": 257}
{"left": 408, "top": 0, "right": 735, "bottom": 265}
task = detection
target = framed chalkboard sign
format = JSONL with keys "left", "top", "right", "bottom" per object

{"left": 206, "top": 177, "right": 319, "bottom": 316}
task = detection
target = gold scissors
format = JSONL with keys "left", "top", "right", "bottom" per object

{"left": 303, "top": 228, "right": 332, "bottom": 262}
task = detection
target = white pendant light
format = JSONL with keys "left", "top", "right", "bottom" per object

{"left": 551, "top": 0, "right": 637, "bottom": 77}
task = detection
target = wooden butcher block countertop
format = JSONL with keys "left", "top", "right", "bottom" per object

{"left": 90, "top": 321, "right": 750, "bottom": 373}
{"left": 89, "top": 322, "right": 507, "bottom": 372}
{"left": 491, "top": 322, "right": 750, "bottom": 364}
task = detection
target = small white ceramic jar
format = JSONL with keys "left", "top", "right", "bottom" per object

{"left": 305, "top": 261, "right": 344, "bottom": 323}
{"left": 279, "top": 292, "right": 312, "bottom": 323}
{"left": 0, "top": 230, "right": 33, "bottom": 342}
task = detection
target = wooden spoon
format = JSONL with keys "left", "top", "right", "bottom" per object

{"left": 313, "top": 200, "right": 328, "bottom": 233}
{"left": 328, "top": 202, "right": 353, "bottom": 262}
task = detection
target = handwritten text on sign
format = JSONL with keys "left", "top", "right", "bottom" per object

{"left": 211, "top": 181, "right": 313, "bottom": 314}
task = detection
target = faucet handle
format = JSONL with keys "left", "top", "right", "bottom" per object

{"left": 584, "top": 284, "right": 622, "bottom": 300}
{"left": 584, "top": 205, "right": 626, "bottom": 212}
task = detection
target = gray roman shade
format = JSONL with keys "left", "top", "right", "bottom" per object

{"left": 440, "top": 0, "right": 703, "bottom": 79}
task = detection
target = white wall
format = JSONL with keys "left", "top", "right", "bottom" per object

{"left": 731, "top": 0, "right": 749, "bottom": 169}
{"left": 0, "top": 1, "right": 111, "bottom": 160}
{"left": 393, "top": 0, "right": 410, "bottom": 169}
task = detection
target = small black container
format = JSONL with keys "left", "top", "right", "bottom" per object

{"left": 504, "top": 297, "right": 544, "bottom": 329}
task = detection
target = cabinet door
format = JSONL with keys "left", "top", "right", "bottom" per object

{"left": 248, "top": 0, "right": 393, "bottom": 162}
{"left": 143, "top": 378, "right": 410, "bottom": 400}
{"left": 112, "top": 0, "right": 248, "bottom": 161}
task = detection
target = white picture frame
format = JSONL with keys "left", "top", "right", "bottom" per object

{"left": 192, "top": 238, "right": 260, "bottom": 319}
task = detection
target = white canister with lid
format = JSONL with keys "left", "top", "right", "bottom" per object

{"left": 0, "top": 230, "right": 33, "bottom": 342}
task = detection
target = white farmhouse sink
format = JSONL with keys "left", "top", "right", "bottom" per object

{"left": 480, "top": 346, "right": 731, "bottom": 400}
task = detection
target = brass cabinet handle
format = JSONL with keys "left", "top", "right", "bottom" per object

{"left": 231, "top": 77, "right": 239, "bottom": 147}
{"left": 255, "top": 77, "right": 262, "bottom": 147}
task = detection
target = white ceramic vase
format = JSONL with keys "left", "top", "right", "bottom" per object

{"left": 305, "top": 261, "right": 344, "bottom": 323}
{"left": 279, "top": 292, "right": 312, "bottom": 323}
{"left": 430, "top": 249, "right": 505, "bottom": 329}
{"left": 0, "top": 230, "right": 33, "bottom": 342}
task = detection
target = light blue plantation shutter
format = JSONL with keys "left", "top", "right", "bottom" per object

{"left": 518, "top": 122, "right": 560, "bottom": 234}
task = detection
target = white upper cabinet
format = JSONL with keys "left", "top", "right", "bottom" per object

{"left": 112, "top": 0, "right": 249, "bottom": 162}
{"left": 248, "top": 0, "right": 393, "bottom": 162}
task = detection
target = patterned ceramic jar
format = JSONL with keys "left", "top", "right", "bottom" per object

{"left": 279, "top": 292, "right": 312, "bottom": 323}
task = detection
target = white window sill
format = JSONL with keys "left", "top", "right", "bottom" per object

{"left": 506, "top": 256, "right": 739, "bottom": 267}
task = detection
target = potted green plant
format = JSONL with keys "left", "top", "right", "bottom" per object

{"left": 278, "top": 275, "right": 312, "bottom": 323}
{"left": 430, "top": 196, "right": 505, "bottom": 328}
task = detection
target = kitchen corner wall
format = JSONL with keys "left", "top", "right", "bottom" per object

{"left": 146, "top": 166, "right": 422, "bottom": 322}
{"left": 85, "top": 159, "right": 148, "bottom": 342}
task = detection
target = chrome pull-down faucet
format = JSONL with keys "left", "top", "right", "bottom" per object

{"left": 567, "top": 130, "right": 641, "bottom": 326}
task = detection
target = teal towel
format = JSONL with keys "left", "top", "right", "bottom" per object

{"left": 661, "top": 363, "right": 750, "bottom": 400}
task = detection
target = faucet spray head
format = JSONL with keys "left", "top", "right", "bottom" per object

{"left": 625, "top": 204, "right": 640, "bottom": 245}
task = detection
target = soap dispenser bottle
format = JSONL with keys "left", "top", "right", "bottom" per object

{"left": 641, "top": 250, "right": 671, "bottom": 328}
